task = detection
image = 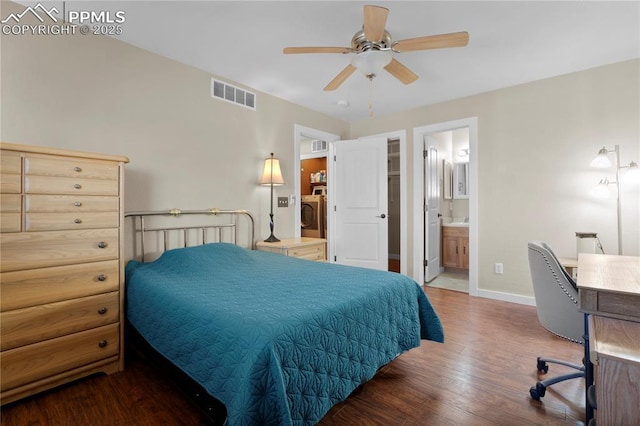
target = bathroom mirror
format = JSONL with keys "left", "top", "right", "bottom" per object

{"left": 453, "top": 162, "right": 469, "bottom": 199}
{"left": 443, "top": 160, "right": 452, "bottom": 200}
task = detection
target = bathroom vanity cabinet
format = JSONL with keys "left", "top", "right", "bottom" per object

{"left": 442, "top": 226, "right": 469, "bottom": 270}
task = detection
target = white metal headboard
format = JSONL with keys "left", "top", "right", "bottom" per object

{"left": 125, "top": 208, "right": 255, "bottom": 262}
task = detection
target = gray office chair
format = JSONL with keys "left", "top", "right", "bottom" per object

{"left": 527, "top": 241, "right": 585, "bottom": 401}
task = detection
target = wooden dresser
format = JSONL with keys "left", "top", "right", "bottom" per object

{"left": 256, "top": 237, "right": 326, "bottom": 261}
{"left": 577, "top": 253, "right": 640, "bottom": 425}
{"left": 0, "top": 142, "right": 128, "bottom": 405}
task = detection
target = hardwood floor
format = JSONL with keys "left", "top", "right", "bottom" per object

{"left": 0, "top": 287, "right": 585, "bottom": 425}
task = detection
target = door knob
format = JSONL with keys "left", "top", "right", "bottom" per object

{"left": 437, "top": 213, "right": 442, "bottom": 217}
{"left": 376, "top": 213, "right": 386, "bottom": 219}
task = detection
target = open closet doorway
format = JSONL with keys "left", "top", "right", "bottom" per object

{"left": 387, "top": 138, "right": 401, "bottom": 273}
{"left": 412, "top": 118, "right": 478, "bottom": 296}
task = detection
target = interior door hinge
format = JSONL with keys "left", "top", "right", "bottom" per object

{"left": 423, "top": 149, "right": 428, "bottom": 158}
{"left": 424, "top": 259, "right": 428, "bottom": 267}
{"left": 333, "top": 155, "right": 337, "bottom": 162}
{"left": 424, "top": 200, "right": 428, "bottom": 212}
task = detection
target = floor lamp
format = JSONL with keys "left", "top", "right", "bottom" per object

{"left": 590, "top": 145, "right": 640, "bottom": 255}
{"left": 260, "top": 153, "right": 284, "bottom": 242}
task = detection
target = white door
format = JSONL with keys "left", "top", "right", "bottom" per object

{"left": 424, "top": 143, "right": 441, "bottom": 282}
{"left": 331, "top": 138, "right": 388, "bottom": 270}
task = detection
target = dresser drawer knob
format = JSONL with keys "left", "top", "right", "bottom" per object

{"left": 97, "top": 241, "right": 108, "bottom": 249}
{"left": 98, "top": 340, "right": 108, "bottom": 348}
{"left": 97, "top": 274, "right": 107, "bottom": 282}
{"left": 74, "top": 202, "right": 82, "bottom": 207}
{"left": 74, "top": 218, "right": 83, "bottom": 224}
{"left": 74, "top": 166, "right": 82, "bottom": 172}
{"left": 74, "top": 184, "right": 82, "bottom": 189}
{"left": 98, "top": 307, "right": 108, "bottom": 315}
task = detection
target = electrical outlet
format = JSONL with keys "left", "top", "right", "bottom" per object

{"left": 495, "top": 263, "right": 503, "bottom": 274}
{"left": 277, "top": 197, "right": 288, "bottom": 207}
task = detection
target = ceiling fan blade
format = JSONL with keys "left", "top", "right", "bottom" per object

{"left": 393, "top": 31, "right": 469, "bottom": 53}
{"left": 384, "top": 59, "right": 418, "bottom": 85}
{"left": 283, "top": 46, "right": 352, "bottom": 54}
{"left": 324, "top": 64, "right": 357, "bottom": 91}
{"left": 363, "top": 5, "right": 389, "bottom": 41}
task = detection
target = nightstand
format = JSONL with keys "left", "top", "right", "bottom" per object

{"left": 256, "top": 238, "right": 326, "bottom": 262}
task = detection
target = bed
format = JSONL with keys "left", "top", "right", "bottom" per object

{"left": 125, "top": 209, "right": 444, "bottom": 425}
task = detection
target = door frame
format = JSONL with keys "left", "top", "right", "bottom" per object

{"left": 293, "top": 125, "right": 340, "bottom": 237}
{"left": 412, "top": 118, "right": 478, "bottom": 296}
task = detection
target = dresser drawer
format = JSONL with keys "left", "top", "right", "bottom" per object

{"left": 289, "top": 243, "right": 325, "bottom": 260}
{"left": 0, "top": 323, "right": 119, "bottom": 391}
{"left": 25, "top": 176, "right": 118, "bottom": 196}
{"left": 0, "top": 229, "right": 119, "bottom": 272}
{"left": 0, "top": 173, "right": 21, "bottom": 194}
{"left": 1, "top": 292, "right": 119, "bottom": 351}
{"left": 25, "top": 212, "right": 119, "bottom": 232}
{"left": 25, "top": 195, "right": 118, "bottom": 212}
{"left": 0, "top": 213, "right": 21, "bottom": 233}
{"left": 1, "top": 194, "right": 21, "bottom": 212}
{"left": 1, "top": 151, "right": 22, "bottom": 175}
{"left": 0, "top": 260, "right": 119, "bottom": 311}
{"left": 24, "top": 156, "right": 118, "bottom": 180}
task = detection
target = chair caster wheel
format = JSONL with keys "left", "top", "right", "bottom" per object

{"left": 536, "top": 358, "right": 549, "bottom": 373}
{"left": 530, "top": 383, "right": 546, "bottom": 400}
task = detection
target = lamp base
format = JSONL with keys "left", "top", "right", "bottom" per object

{"left": 264, "top": 234, "right": 280, "bottom": 243}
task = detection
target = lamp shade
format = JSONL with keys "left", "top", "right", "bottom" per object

{"left": 589, "top": 178, "right": 610, "bottom": 199}
{"left": 351, "top": 50, "right": 392, "bottom": 76}
{"left": 590, "top": 147, "right": 612, "bottom": 168}
{"left": 623, "top": 161, "right": 640, "bottom": 184}
{"left": 260, "top": 154, "right": 284, "bottom": 186}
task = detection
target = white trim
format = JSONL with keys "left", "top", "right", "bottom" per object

{"left": 300, "top": 152, "right": 328, "bottom": 160}
{"left": 476, "top": 289, "right": 536, "bottom": 307}
{"left": 293, "top": 125, "right": 340, "bottom": 238}
{"left": 413, "top": 118, "right": 478, "bottom": 297}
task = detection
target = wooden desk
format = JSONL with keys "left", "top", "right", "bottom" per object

{"left": 577, "top": 253, "right": 640, "bottom": 426}
{"left": 577, "top": 253, "right": 640, "bottom": 322}
{"left": 559, "top": 257, "right": 578, "bottom": 280}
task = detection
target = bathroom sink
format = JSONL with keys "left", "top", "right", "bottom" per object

{"left": 443, "top": 222, "right": 469, "bottom": 227}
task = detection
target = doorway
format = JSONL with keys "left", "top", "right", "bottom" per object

{"left": 387, "top": 139, "right": 401, "bottom": 272}
{"left": 294, "top": 126, "right": 408, "bottom": 274}
{"left": 294, "top": 125, "right": 340, "bottom": 244}
{"left": 412, "top": 118, "right": 478, "bottom": 296}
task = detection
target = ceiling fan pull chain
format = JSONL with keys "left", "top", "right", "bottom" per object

{"left": 368, "top": 76, "right": 375, "bottom": 117}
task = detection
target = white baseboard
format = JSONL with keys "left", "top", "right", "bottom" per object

{"left": 476, "top": 289, "right": 536, "bottom": 306}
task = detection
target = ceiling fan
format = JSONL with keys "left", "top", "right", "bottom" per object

{"left": 283, "top": 5, "right": 469, "bottom": 91}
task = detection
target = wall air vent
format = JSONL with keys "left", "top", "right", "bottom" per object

{"left": 311, "top": 140, "right": 328, "bottom": 153}
{"left": 211, "top": 78, "right": 256, "bottom": 110}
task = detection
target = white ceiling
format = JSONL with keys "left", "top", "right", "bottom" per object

{"left": 21, "top": 1, "right": 640, "bottom": 121}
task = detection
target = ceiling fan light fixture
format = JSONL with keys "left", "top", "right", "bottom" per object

{"left": 351, "top": 50, "right": 392, "bottom": 77}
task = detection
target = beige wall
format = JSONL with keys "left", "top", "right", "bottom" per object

{"left": 350, "top": 59, "right": 640, "bottom": 298}
{"left": 2, "top": 0, "right": 638, "bottom": 300}
{"left": 0, "top": 1, "right": 349, "bottom": 247}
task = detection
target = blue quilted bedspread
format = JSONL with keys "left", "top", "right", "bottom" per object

{"left": 126, "top": 243, "right": 443, "bottom": 425}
